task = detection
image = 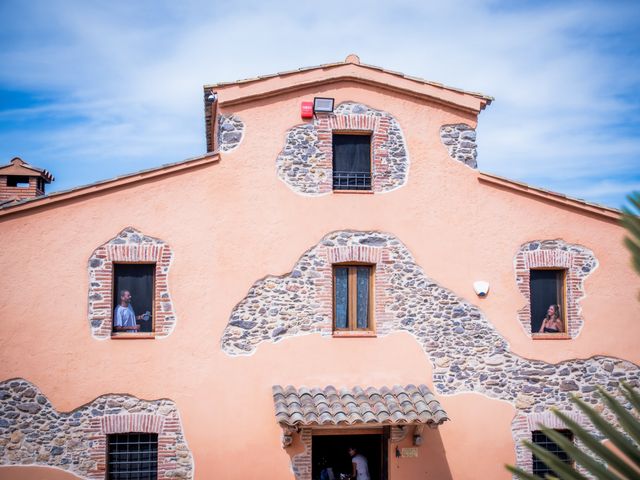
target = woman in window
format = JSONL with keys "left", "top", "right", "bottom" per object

{"left": 538, "top": 304, "right": 563, "bottom": 333}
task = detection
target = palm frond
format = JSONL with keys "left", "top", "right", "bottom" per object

{"left": 506, "top": 383, "right": 640, "bottom": 479}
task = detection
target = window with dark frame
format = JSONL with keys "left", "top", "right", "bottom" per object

{"left": 333, "top": 264, "right": 373, "bottom": 331}
{"left": 332, "top": 133, "right": 372, "bottom": 191}
{"left": 112, "top": 263, "right": 155, "bottom": 335}
{"left": 532, "top": 429, "right": 573, "bottom": 478}
{"left": 530, "top": 269, "right": 566, "bottom": 334}
{"left": 107, "top": 432, "right": 158, "bottom": 480}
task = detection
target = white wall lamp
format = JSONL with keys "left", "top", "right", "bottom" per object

{"left": 473, "top": 281, "right": 490, "bottom": 297}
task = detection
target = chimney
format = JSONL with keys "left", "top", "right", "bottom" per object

{"left": 0, "top": 157, "right": 54, "bottom": 204}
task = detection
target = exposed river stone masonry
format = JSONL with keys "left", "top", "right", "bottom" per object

{"left": 515, "top": 239, "right": 597, "bottom": 338}
{"left": 275, "top": 102, "right": 409, "bottom": 195}
{"left": 87, "top": 227, "right": 176, "bottom": 339}
{"left": 0, "top": 378, "right": 193, "bottom": 479}
{"left": 439, "top": 124, "right": 478, "bottom": 168}
{"left": 220, "top": 230, "right": 638, "bottom": 477}
{"left": 217, "top": 114, "right": 244, "bottom": 152}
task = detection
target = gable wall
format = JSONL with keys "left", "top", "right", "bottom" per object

{"left": 0, "top": 80, "right": 638, "bottom": 479}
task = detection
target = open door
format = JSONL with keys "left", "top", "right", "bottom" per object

{"left": 312, "top": 428, "right": 389, "bottom": 480}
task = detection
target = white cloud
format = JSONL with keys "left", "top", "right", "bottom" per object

{"left": 0, "top": 0, "right": 638, "bottom": 206}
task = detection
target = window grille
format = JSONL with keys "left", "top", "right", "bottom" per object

{"left": 332, "top": 171, "right": 372, "bottom": 190}
{"left": 532, "top": 429, "right": 573, "bottom": 478}
{"left": 108, "top": 433, "right": 158, "bottom": 480}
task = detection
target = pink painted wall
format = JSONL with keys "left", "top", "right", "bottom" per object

{"left": 0, "top": 73, "right": 637, "bottom": 479}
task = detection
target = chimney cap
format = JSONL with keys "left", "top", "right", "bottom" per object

{"left": 0, "top": 157, "right": 54, "bottom": 183}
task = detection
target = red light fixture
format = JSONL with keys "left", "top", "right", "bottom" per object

{"left": 301, "top": 101, "right": 313, "bottom": 119}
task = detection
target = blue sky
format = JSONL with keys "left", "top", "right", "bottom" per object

{"left": 0, "top": 0, "right": 639, "bottom": 208}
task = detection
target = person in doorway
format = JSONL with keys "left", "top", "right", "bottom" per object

{"left": 113, "top": 290, "right": 149, "bottom": 332}
{"left": 318, "top": 456, "right": 335, "bottom": 480}
{"left": 348, "top": 447, "right": 370, "bottom": 480}
{"left": 538, "top": 304, "right": 563, "bottom": 333}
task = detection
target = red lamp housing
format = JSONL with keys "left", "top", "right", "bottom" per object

{"left": 301, "top": 101, "right": 313, "bottom": 119}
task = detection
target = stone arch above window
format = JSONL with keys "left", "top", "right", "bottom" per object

{"left": 101, "top": 413, "right": 165, "bottom": 434}
{"left": 327, "top": 245, "right": 382, "bottom": 264}
{"left": 514, "top": 239, "right": 598, "bottom": 338}
{"left": 87, "top": 227, "right": 176, "bottom": 339}
{"left": 276, "top": 102, "right": 409, "bottom": 195}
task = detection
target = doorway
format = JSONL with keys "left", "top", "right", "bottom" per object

{"left": 312, "top": 429, "right": 388, "bottom": 480}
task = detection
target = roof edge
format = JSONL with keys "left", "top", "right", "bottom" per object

{"left": 205, "top": 59, "right": 493, "bottom": 103}
{"left": 217, "top": 75, "right": 488, "bottom": 115}
{"left": 0, "top": 152, "right": 220, "bottom": 218}
{"left": 478, "top": 172, "right": 621, "bottom": 223}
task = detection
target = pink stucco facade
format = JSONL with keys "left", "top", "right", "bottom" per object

{"left": 0, "top": 57, "right": 638, "bottom": 479}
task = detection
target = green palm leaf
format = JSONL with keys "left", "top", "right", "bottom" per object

{"left": 550, "top": 410, "right": 638, "bottom": 479}
{"left": 621, "top": 191, "right": 640, "bottom": 276}
{"left": 507, "top": 383, "right": 640, "bottom": 479}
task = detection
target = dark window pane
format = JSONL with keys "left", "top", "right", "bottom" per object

{"left": 334, "top": 267, "right": 349, "bottom": 328}
{"left": 356, "top": 267, "right": 370, "bottom": 329}
{"left": 108, "top": 433, "right": 158, "bottom": 480}
{"left": 333, "top": 134, "right": 371, "bottom": 190}
{"left": 532, "top": 430, "right": 573, "bottom": 478}
{"left": 113, "top": 264, "right": 155, "bottom": 333}
{"left": 530, "top": 269, "right": 563, "bottom": 333}
{"left": 6, "top": 175, "right": 30, "bottom": 187}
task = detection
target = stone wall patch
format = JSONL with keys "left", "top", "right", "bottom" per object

{"left": 276, "top": 103, "right": 409, "bottom": 195}
{"left": 217, "top": 114, "right": 244, "bottom": 152}
{"left": 0, "top": 378, "right": 193, "bottom": 479}
{"left": 87, "top": 227, "right": 176, "bottom": 339}
{"left": 440, "top": 124, "right": 478, "bottom": 168}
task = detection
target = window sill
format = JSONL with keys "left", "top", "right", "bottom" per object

{"left": 332, "top": 331, "right": 377, "bottom": 338}
{"left": 532, "top": 332, "right": 571, "bottom": 340}
{"left": 110, "top": 333, "right": 156, "bottom": 340}
{"left": 332, "top": 190, "right": 374, "bottom": 195}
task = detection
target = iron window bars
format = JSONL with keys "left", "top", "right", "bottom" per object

{"left": 108, "top": 433, "right": 158, "bottom": 480}
{"left": 532, "top": 429, "right": 573, "bottom": 478}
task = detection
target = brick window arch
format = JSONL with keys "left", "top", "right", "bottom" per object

{"left": 87, "top": 227, "right": 176, "bottom": 339}
{"left": 514, "top": 240, "right": 597, "bottom": 339}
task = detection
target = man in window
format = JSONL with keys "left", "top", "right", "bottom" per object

{"left": 113, "top": 290, "right": 150, "bottom": 333}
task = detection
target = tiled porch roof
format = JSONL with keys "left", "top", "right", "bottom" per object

{"left": 272, "top": 384, "right": 448, "bottom": 427}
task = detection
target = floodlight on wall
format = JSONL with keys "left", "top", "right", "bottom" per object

{"left": 313, "top": 97, "right": 335, "bottom": 114}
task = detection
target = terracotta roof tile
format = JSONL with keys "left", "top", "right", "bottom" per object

{"left": 272, "top": 384, "right": 448, "bottom": 427}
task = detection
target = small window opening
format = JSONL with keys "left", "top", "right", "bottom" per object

{"left": 530, "top": 269, "right": 566, "bottom": 334}
{"left": 332, "top": 133, "right": 372, "bottom": 190}
{"left": 108, "top": 432, "right": 158, "bottom": 480}
{"left": 532, "top": 429, "right": 573, "bottom": 478}
{"left": 7, "top": 175, "right": 30, "bottom": 188}
{"left": 112, "top": 263, "right": 155, "bottom": 335}
{"left": 333, "top": 264, "right": 373, "bottom": 331}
